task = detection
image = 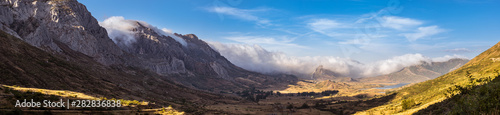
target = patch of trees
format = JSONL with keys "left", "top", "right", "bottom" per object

{"left": 297, "top": 90, "right": 339, "bottom": 96}
{"left": 234, "top": 88, "right": 339, "bottom": 102}
{"left": 235, "top": 87, "right": 273, "bottom": 102}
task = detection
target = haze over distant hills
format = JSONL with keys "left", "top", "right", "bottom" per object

{"left": 210, "top": 42, "right": 469, "bottom": 79}
{"left": 358, "top": 58, "right": 469, "bottom": 83}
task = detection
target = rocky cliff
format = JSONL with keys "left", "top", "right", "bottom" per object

{"left": 311, "top": 65, "right": 353, "bottom": 82}
{"left": 111, "top": 20, "right": 297, "bottom": 90}
{"left": 0, "top": 0, "right": 124, "bottom": 65}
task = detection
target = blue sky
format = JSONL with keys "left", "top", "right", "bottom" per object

{"left": 80, "top": 0, "right": 500, "bottom": 63}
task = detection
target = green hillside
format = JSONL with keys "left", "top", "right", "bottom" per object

{"left": 356, "top": 41, "right": 500, "bottom": 115}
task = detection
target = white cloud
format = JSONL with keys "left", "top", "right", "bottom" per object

{"left": 208, "top": 6, "right": 271, "bottom": 26}
{"left": 307, "top": 19, "right": 357, "bottom": 38}
{"left": 99, "top": 16, "right": 187, "bottom": 46}
{"left": 444, "top": 48, "right": 472, "bottom": 53}
{"left": 208, "top": 42, "right": 465, "bottom": 78}
{"left": 99, "top": 16, "right": 137, "bottom": 45}
{"left": 161, "top": 28, "right": 173, "bottom": 34}
{"left": 308, "top": 19, "right": 344, "bottom": 31}
{"left": 402, "top": 25, "right": 446, "bottom": 41}
{"left": 380, "top": 16, "right": 422, "bottom": 30}
{"left": 431, "top": 54, "right": 468, "bottom": 62}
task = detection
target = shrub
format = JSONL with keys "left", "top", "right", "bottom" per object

{"left": 402, "top": 99, "right": 415, "bottom": 110}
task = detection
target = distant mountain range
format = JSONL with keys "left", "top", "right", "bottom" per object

{"left": 310, "top": 58, "right": 468, "bottom": 84}
{"left": 358, "top": 58, "right": 469, "bottom": 83}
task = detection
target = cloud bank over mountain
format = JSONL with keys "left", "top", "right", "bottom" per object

{"left": 99, "top": 16, "right": 187, "bottom": 46}
{"left": 209, "top": 42, "right": 468, "bottom": 78}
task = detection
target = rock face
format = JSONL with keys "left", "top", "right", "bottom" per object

{"left": 359, "top": 58, "right": 469, "bottom": 83}
{"left": 0, "top": 0, "right": 297, "bottom": 91}
{"left": 117, "top": 21, "right": 297, "bottom": 90}
{"left": 312, "top": 65, "right": 353, "bottom": 82}
{"left": 0, "top": 0, "right": 124, "bottom": 65}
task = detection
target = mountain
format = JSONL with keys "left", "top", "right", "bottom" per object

{"left": 0, "top": 0, "right": 296, "bottom": 92}
{"left": 359, "top": 58, "right": 469, "bottom": 83}
{"left": 311, "top": 65, "right": 353, "bottom": 82}
{"left": 0, "top": 0, "right": 125, "bottom": 65}
{"left": 113, "top": 21, "right": 297, "bottom": 91}
{"left": 0, "top": 29, "right": 226, "bottom": 111}
{"left": 356, "top": 42, "right": 500, "bottom": 114}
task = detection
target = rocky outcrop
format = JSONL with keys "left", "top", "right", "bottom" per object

{"left": 116, "top": 21, "right": 298, "bottom": 90}
{"left": 312, "top": 65, "right": 353, "bottom": 82}
{"left": 0, "top": 0, "right": 124, "bottom": 65}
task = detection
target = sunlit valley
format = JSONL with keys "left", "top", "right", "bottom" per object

{"left": 1, "top": 0, "right": 499, "bottom": 114}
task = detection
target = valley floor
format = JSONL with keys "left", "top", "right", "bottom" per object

{"left": 204, "top": 80, "right": 410, "bottom": 114}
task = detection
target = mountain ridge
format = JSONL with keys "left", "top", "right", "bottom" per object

{"left": 358, "top": 58, "right": 469, "bottom": 83}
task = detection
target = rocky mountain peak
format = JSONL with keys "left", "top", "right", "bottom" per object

{"left": 185, "top": 34, "right": 198, "bottom": 39}
{"left": 312, "top": 65, "right": 352, "bottom": 82}
{"left": 0, "top": 0, "right": 124, "bottom": 65}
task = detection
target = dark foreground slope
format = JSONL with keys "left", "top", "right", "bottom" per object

{"left": 0, "top": 30, "right": 234, "bottom": 113}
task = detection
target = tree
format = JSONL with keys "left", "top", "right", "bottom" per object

{"left": 402, "top": 99, "right": 415, "bottom": 110}
{"left": 277, "top": 91, "right": 281, "bottom": 96}
{"left": 300, "top": 103, "right": 309, "bottom": 109}
{"left": 286, "top": 104, "right": 294, "bottom": 110}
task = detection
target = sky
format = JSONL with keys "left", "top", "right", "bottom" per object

{"left": 80, "top": 0, "right": 500, "bottom": 77}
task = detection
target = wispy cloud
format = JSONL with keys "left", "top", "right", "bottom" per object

{"left": 444, "top": 48, "right": 472, "bottom": 53}
{"left": 208, "top": 6, "right": 271, "bottom": 26}
{"left": 431, "top": 54, "right": 468, "bottom": 62}
{"left": 379, "top": 16, "right": 423, "bottom": 30}
{"left": 223, "top": 35, "right": 308, "bottom": 49}
{"left": 308, "top": 19, "right": 345, "bottom": 31}
{"left": 402, "top": 25, "right": 446, "bottom": 41}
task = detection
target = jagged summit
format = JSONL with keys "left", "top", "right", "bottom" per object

{"left": 0, "top": 0, "right": 124, "bottom": 65}
{"left": 311, "top": 65, "right": 353, "bottom": 82}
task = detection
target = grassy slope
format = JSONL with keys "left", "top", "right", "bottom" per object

{"left": 0, "top": 85, "right": 184, "bottom": 115}
{"left": 356, "top": 41, "right": 500, "bottom": 115}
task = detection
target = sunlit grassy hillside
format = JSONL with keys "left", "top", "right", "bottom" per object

{"left": 356, "top": 41, "right": 500, "bottom": 115}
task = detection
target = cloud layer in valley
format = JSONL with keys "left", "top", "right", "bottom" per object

{"left": 99, "top": 16, "right": 187, "bottom": 46}
{"left": 209, "top": 42, "right": 468, "bottom": 78}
